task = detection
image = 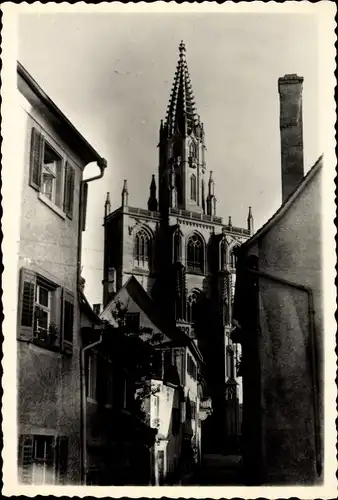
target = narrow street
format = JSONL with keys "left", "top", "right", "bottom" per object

{"left": 181, "top": 454, "right": 243, "bottom": 485}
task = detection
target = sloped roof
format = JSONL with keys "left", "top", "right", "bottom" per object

{"left": 17, "top": 61, "right": 104, "bottom": 165}
{"left": 79, "top": 290, "right": 102, "bottom": 325}
{"left": 242, "top": 155, "right": 323, "bottom": 249}
{"left": 101, "top": 276, "right": 203, "bottom": 362}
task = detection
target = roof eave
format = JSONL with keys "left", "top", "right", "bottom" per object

{"left": 17, "top": 61, "right": 103, "bottom": 166}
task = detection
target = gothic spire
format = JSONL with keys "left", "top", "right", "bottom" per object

{"left": 247, "top": 206, "right": 254, "bottom": 234}
{"left": 164, "top": 41, "right": 200, "bottom": 137}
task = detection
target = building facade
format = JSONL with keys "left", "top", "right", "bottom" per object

{"left": 100, "top": 275, "right": 204, "bottom": 484}
{"left": 232, "top": 74, "right": 324, "bottom": 485}
{"left": 16, "top": 62, "right": 106, "bottom": 485}
{"left": 101, "top": 42, "right": 252, "bottom": 452}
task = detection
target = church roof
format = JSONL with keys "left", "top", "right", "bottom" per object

{"left": 164, "top": 41, "right": 200, "bottom": 136}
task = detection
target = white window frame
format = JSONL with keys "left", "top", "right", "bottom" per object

{"left": 32, "top": 435, "right": 55, "bottom": 485}
{"left": 34, "top": 283, "right": 52, "bottom": 339}
{"left": 41, "top": 140, "right": 63, "bottom": 208}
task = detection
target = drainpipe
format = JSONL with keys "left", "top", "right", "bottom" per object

{"left": 78, "top": 158, "right": 107, "bottom": 484}
{"left": 77, "top": 158, "right": 107, "bottom": 290}
{"left": 80, "top": 332, "right": 103, "bottom": 485}
{"left": 243, "top": 267, "right": 322, "bottom": 477}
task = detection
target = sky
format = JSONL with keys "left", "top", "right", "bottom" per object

{"left": 18, "top": 10, "right": 321, "bottom": 306}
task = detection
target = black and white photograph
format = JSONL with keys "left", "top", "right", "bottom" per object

{"left": 2, "top": 2, "right": 336, "bottom": 497}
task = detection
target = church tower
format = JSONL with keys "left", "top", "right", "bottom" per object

{"left": 158, "top": 41, "right": 208, "bottom": 216}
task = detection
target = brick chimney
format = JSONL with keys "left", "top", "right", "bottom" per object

{"left": 278, "top": 74, "right": 304, "bottom": 202}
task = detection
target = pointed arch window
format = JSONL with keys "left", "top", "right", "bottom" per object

{"left": 190, "top": 174, "right": 197, "bottom": 201}
{"left": 187, "top": 233, "right": 204, "bottom": 273}
{"left": 187, "top": 290, "right": 200, "bottom": 324}
{"left": 220, "top": 238, "right": 226, "bottom": 271}
{"left": 134, "top": 229, "right": 152, "bottom": 268}
{"left": 173, "top": 229, "right": 182, "bottom": 263}
{"left": 230, "top": 246, "right": 239, "bottom": 268}
{"left": 189, "top": 141, "right": 198, "bottom": 159}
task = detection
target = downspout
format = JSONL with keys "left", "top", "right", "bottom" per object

{"left": 243, "top": 267, "right": 322, "bottom": 477}
{"left": 78, "top": 157, "right": 107, "bottom": 484}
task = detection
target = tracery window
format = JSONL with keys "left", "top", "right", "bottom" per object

{"left": 187, "top": 234, "right": 204, "bottom": 273}
{"left": 190, "top": 174, "right": 197, "bottom": 201}
{"left": 186, "top": 290, "right": 200, "bottom": 324}
{"left": 173, "top": 229, "right": 182, "bottom": 263}
{"left": 189, "top": 141, "right": 198, "bottom": 159}
{"left": 134, "top": 229, "right": 152, "bottom": 267}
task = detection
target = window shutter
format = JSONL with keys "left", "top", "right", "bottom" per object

{"left": 61, "top": 290, "right": 74, "bottom": 355}
{"left": 81, "top": 182, "right": 88, "bottom": 231}
{"left": 18, "top": 435, "right": 34, "bottom": 484}
{"left": 29, "top": 127, "right": 43, "bottom": 190}
{"left": 56, "top": 436, "right": 68, "bottom": 484}
{"left": 50, "top": 286, "right": 62, "bottom": 348}
{"left": 63, "top": 162, "right": 75, "bottom": 219}
{"left": 63, "top": 162, "right": 70, "bottom": 213}
{"left": 18, "top": 268, "right": 36, "bottom": 342}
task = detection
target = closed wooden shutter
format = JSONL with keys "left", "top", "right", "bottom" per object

{"left": 18, "top": 268, "right": 36, "bottom": 341}
{"left": 61, "top": 290, "right": 74, "bottom": 355}
{"left": 63, "top": 162, "right": 75, "bottom": 219}
{"left": 55, "top": 436, "right": 68, "bottom": 484}
{"left": 81, "top": 182, "right": 88, "bottom": 231}
{"left": 29, "top": 127, "right": 43, "bottom": 190}
{"left": 49, "top": 286, "right": 62, "bottom": 347}
{"left": 18, "top": 434, "right": 34, "bottom": 484}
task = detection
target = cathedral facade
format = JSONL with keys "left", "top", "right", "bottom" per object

{"left": 102, "top": 42, "right": 253, "bottom": 452}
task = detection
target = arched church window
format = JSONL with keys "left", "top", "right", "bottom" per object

{"left": 176, "top": 173, "right": 182, "bottom": 205}
{"left": 173, "top": 229, "right": 182, "bottom": 263}
{"left": 220, "top": 239, "right": 226, "bottom": 270}
{"left": 187, "top": 290, "right": 200, "bottom": 324}
{"left": 134, "top": 229, "right": 152, "bottom": 267}
{"left": 189, "top": 141, "right": 197, "bottom": 159}
{"left": 190, "top": 174, "right": 197, "bottom": 201}
{"left": 230, "top": 246, "right": 240, "bottom": 268}
{"left": 187, "top": 233, "right": 204, "bottom": 273}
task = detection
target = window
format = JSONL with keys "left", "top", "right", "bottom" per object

{"left": 187, "top": 290, "right": 200, "bottom": 324}
{"left": 18, "top": 268, "right": 74, "bottom": 354}
{"left": 190, "top": 174, "right": 197, "bottom": 201}
{"left": 125, "top": 312, "right": 140, "bottom": 332}
{"left": 29, "top": 127, "right": 75, "bottom": 218}
{"left": 187, "top": 353, "right": 197, "bottom": 380}
{"left": 189, "top": 141, "right": 197, "bottom": 159}
{"left": 87, "top": 354, "right": 97, "bottom": 401}
{"left": 173, "top": 229, "right": 182, "bottom": 263}
{"left": 226, "top": 346, "right": 235, "bottom": 379}
{"left": 18, "top": 435, "right": 68, "bottom": 485}
{"left": 152, "top": 394, "right": 160, "bottom": 428}
{"left": 187, "top": 234, "right": 204, "bottom": 273}
{"left": 134, "top": 229, "right": 152, "bottom": 268}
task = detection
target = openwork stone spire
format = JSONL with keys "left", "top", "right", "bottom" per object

{"left": 164, "top": 41, "right": 200, "bottom": 136}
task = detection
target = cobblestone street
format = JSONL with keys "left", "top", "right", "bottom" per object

{"left": 181, "top": 454, "right": 243, "bottom": 485}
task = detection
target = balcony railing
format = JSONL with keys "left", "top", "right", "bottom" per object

{"left": 128, "top": 207, "right": 161, "bottom": 218}
{"left": 169, "top": 207, "right": 223, "bottom": 224}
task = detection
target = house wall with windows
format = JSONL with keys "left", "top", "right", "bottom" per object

{"left": 16, "top": 64, "right": 105, "bottom": 486}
